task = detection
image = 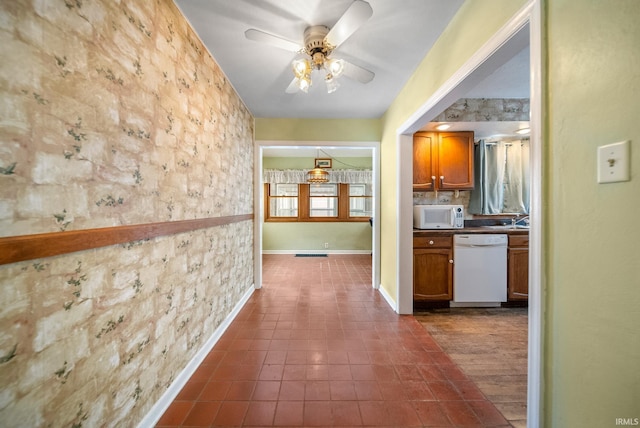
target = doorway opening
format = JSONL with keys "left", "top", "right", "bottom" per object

{"left": 254, "top": 141, "right": 381, "bottom": 294}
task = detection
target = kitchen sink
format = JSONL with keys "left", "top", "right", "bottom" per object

{"left": 482, "top": 225, "right": 530, "bottom": 230}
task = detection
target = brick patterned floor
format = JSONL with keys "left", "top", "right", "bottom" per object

{"left": 156, "top": 254, "right": 513, "bottom": 427}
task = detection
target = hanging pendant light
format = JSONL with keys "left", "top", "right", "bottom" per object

{"left": 308, "top": 150, "right": 330, "bottom": 183}
{"left": 307, "top": 167, "right": 329, "bottom": 183}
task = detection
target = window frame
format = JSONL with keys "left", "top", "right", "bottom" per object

{"left": 264, "top": 183, "right": 371, "bottom": 222}
{"left": 265, "top": 183, "right": 299, "bottom": 220}
{"left": 347, "top": 183, "right": 373, "bottom": 218}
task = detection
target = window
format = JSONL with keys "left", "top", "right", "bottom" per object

{"left": 264, "top": 183, "right": 371, "bottom": 222}
{"left": 268, "top": 183, "right": 298, "bottom": 218}
{"left": 348, "top": 184, "right": 373, "bottom": 217}
{"left": 469, "top": 139, "right": 530, "bottom": 215}
{"left": 309, "top": 184, "right": 338, "bottom": 217}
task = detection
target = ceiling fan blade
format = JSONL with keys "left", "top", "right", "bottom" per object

{"left": 342, "top": 60, "right": 375, "bottom": 83}
{"left": 245, "top": 29, "right": 302, "bottom": 53}
{"left": 325, "top": 0, "right": 373, "bottom": 49}
{"left": 285, "top": 77, "right": 299, "bottom": 94}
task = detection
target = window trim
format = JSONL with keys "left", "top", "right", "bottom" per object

{"left": 264, "top": 183, "right": 371, "bottom": 222}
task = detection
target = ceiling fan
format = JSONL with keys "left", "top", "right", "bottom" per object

{"left": 245, "top": 0, "right": 375, "bottom": 94}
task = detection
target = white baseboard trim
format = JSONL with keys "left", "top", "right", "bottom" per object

{"left": 377, "top": 284, "right": 398, "bottom": 313}
{"left": 262, "top": 249, "right": 372, "bottom": 255}
{"left": 137, "top": 284, "right": 255, "bottom": 428}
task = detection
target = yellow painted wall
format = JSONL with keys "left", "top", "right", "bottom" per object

{"left": 377, "top": 0, "right": 527, "bottom": 300}
{"left": 545, "top": 1, "right": 640, "bottom": 425}
{"left": 255, "top": 118, "right": 381, "bottom": 141}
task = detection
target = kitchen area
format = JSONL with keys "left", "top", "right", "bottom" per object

{"left": 411, "top": 124, "right": 531, "bottom": 311}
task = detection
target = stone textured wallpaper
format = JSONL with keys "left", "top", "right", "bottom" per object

{"left": 0, "top": 1, "right": 254, "bottom": 426}
{"left": 432, "top": 98, "right": 529, "bottom": 122}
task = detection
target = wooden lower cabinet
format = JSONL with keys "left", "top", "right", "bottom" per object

{"left": 413, "top": 232, "right": 529, "bottom": 305}
{"left": 508, "top": 235, "right": 529, "bottom": 300}
{"left": 413, "top": 236, "right": 453, "bottom": 301}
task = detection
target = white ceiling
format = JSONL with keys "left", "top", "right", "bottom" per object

{"left": 174, "top": 1, "right": 531, "bottom": 158}
{"left": 174, "top": 0, "right": 467, "bottom": 118}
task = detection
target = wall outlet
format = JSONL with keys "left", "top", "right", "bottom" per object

{"left": 324, "top": 242, "right": 329, "bottom": 249}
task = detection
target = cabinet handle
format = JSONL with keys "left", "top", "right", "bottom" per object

{"left": 429, "top": 240, "right": 434, "bottom": 245}
{"left": 431, "top": 176, "right": 436, "bottom": 188}
{"left": 440, "top": 175, "right": 444, "bottom": 187}
{"left": 449, "top": 259, "right": 454, "bottom": 264}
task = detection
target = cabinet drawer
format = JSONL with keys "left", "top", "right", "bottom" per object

{"left": 414, "top": 236, "right": 452, "bottom": 248}
{"left": 509, "top": 235, "right": 529, "bottom": 248}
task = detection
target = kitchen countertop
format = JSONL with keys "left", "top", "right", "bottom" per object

{"left": 414, "top": 226, "right": 529, "bottom": 236}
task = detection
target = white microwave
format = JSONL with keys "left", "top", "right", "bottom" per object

{"left": 413, "top": 204, "right": 464, "bottom": 229}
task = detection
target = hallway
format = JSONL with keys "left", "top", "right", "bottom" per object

{"left": 156, "top": 255, "right": 510, "bottom": 427}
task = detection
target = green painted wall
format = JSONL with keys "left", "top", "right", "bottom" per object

{"left": 545, "top": 1, "right": 640, "bottom": 426}
{"left": 262, "top": 156, "right": 372, "bottom": 252}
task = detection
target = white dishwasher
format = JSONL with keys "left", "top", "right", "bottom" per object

{"left": 452, "top": 234, "right": 508, "bottom": 307}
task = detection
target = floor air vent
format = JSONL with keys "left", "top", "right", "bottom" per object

{"left": 295, "top": 254, "right": 328, "bottom": 257}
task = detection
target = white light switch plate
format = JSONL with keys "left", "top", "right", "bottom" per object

{"left": 597, "top": 140, "right": 630, "bottom": 183}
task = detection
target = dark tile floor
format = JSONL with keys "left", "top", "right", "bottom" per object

{"left": 156, "top": 254, "right": 513, "bottom": 427}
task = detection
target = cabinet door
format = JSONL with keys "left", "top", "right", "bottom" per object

{"left": 413, "top": 132, "right": 436, "bottom": 191}
{"left": 508, "top": 247, "right": 529, "bottom": 300}
{"left": 437, "top": 132, "right": 474, "bottom": 190}
{"left": 413, "top": 248, "right": 453, "bottom": 301}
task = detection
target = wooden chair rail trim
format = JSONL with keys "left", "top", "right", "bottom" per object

{"left": 0, "top": 214, "right": 254, "bottom": 266}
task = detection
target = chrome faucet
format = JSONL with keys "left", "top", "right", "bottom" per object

{"left": 512, "top": 215, "right": 530, "bottom": 226}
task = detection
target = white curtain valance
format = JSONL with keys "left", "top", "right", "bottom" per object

{"left": 263, "top": 169, "right": 372, "bottom": 184}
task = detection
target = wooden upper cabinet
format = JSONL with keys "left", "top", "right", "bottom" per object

{"left": 413, "top": 132, "right": 436, "bottom": 191}
{"left": 437, "top": 132, "right": 474, "bottom": 190}
{"left": 413, "top": 131, "right": 474, "bottom": 191}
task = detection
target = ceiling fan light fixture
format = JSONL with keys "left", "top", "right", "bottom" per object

{"left": 325, "top": 58, "right": 345, "bottom": 78}
{"left": 292, "top": 58, "right": 311, "bottom": 78}
{"left": 245, "top": 1, "right": 374, "bottom": 95}
{"left": 297, "top": 75, "right": 312, "bottom": 93}
{"left": 325, "top": 74, "right": 340, "bottom": 93}
{"left": 311, "top": 51, "right": 327, "bottom": 67}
